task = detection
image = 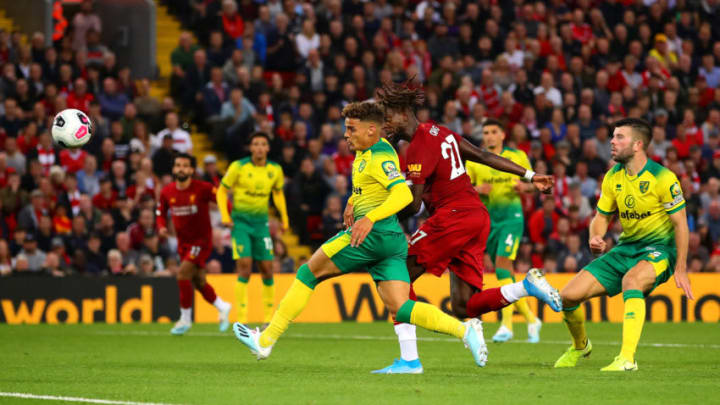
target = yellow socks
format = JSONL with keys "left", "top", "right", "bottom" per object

{"left": 259, "top": 265, "right": 317, "bottom": 348}
{"left": 620, "top": 290, "right": 645, "bottom": 362}
{"left": 563, "top": 305, "right": 588, "bottom": 349}
{"left": 397, "top": 300, "right": 466, "bottom": 340}
{"left": 262, "top": 277, "right": 275, "bottom": 323}
{"left": 515, "top": 297, "right": 537, "bottom": 323}
{"left": 235, "top": 276, "right": 249, "bottom": 323}
{"left": 497, "top": 277, "right": 515, "bottom": 330}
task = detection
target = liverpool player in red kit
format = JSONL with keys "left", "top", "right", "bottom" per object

{"left": 371, "top": 81, "right": 562, "bottom": 373}
{"left": 157, "top": 153, "right": 232, "bottom": 335}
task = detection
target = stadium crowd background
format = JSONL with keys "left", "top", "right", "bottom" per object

{"left": 0, "top": 0, "right": 719, "bottom": 278}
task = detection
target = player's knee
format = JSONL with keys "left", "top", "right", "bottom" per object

{"left": 560, "top": 288, "right": 584, "bottom": 308}
{"left": 621, "top": 273, "right": 650, "bottom": 292}
{"left": 235, "top": 259, "right": 252, "bottom": 277}
{"left": 450, "top": 296, "right": 468, "bottom": 319}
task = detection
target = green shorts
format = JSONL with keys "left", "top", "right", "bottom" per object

{"left": 584, "top": 242, "right": 676, "bottom": 297}
{"left": 231, "top": 212, "right": 273, "bottom": 261}
{"left": 487, "top": 221, "right": 523, "bottom": 261}
{"left": 320, "top": 228, "right": 409, "bottom": 283}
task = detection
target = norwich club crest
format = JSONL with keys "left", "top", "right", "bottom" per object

{"left": 358, "top": 160, "right": 366, "bottom": 173}
{"left": 639, "top": 181, "right": 649, "bottom": 193}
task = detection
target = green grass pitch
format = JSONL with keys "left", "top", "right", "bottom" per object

{"left": 1, "top": 322, "right": 719, "bottom": 405}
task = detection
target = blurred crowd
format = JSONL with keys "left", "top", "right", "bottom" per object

{"left": 1, "top": 0, "right": 720, "bottom": 278}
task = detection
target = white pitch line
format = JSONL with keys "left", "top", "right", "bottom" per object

{"left": 0, "top": 392, "right": 179, "bottom": 405}
{"left": 91, "top": 330, "right": 720, "bottom": 349}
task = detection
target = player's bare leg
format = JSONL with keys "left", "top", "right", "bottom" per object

{"left": 554, "top": 270, "right": 607, "bottom": 367}
{"left": 258, "top": 260, "right": 275, "bottom": 326}
{"left": 192, "top": 267, "right": 232, "bottom": 332}
{"left": 374, "top": 256, "right": 426, "bottom": 373}
{"left": 602, "top": 261, "right": 656, "bottom": 371}
{"left": 232, "top": 247, "right": 343, "bottom": 359}
{"left": 171, "top": 261, "right": 197, "bottom": 335}
{"left": 234, "top": 258, "right": 253, "bottom": 323}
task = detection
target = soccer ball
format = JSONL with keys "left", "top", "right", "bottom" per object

{"left": 51, "top": 108, "right": 93, "bottom": 148}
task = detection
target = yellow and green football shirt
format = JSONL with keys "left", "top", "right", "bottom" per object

{"left": 220, "top": 157, "right": 284, "bottom": 221}
{"left": 466, "top": 147, "right": 531, "bottom": 224}
{"left": 351, "top": 138, "right": 405, "bottom": 232}
{"left": 597, "top": 160, "right": 685, "bottom": 246}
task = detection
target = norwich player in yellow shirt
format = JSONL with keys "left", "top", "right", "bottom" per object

{"left": 554, "top": 118, "right": 693, "bottom": 371}
{"left": 217, "top": 132, "right": 289, "bottom": 324}
{"left": 466, "top": 118, "right": 542, "bottom": 343}
{"left": 232, "top": 102, "right": 488, "bottom": 367}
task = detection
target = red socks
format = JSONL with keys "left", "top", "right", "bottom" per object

{"left": 466, "top": 287, "right": 509, "bottom": 318}
{"left": 393, "top": 284, "right": 417, "bottom": 325}
{"left": 178, "top": 279, "right": 193, "bottom": 309}
{"left": 200, "top": 283, "right": 217, "bottom": 304}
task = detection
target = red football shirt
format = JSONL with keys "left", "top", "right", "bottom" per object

{"left": 405, "top": 122, "right": 484, "bottom": 213}
{"left": 156, "top": 179, "right": 216, "bottom": 246}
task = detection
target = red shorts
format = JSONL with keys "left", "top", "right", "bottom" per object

{"left": 408, "top": 207, "right": 490, "bottom": 290}
{"left": 178, "top": 242, "right": 212, "bottom": 267}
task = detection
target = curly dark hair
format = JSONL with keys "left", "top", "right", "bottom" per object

{"left": 341, "top": 101, "right": 385, "bottom": 123}
{"left": 375, "top": 77, "right": 425, "bottom": 112}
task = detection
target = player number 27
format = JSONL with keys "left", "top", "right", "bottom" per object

{"left": 441, "top": 135, "right": 465, "bottom": 180}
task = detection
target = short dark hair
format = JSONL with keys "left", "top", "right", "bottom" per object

{"left": 482, "top": 118, "right": 504, "bottom": 132}
{"left": 173, "top": 152, "right": 196, "bottom": 168}
{"left": 341, "top": 102, "right": 384, "bottom": 124}
{"left": 613, "top": 117, "right": 651, "bottom": 150}
{"left": 249, "top": 131, "right": 271, "bottom": 144}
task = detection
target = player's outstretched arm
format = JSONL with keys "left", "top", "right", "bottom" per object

{"left": 458, "top": 137, "right": 554, "bottom": 191}
{"left": 669, "top": 207, "right": 693, "bottom": 299}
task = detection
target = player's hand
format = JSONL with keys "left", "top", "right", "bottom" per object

{"left": 532, "top": 174, "right": 554, "bottom": 194}
{"left": 158, "top": 227, "right": 168, "bottom": 239}
{"left": 343, "top": 202, "right": 355, "bottom": 229}
{"left": 477, "top": 183, "right": 492, "bottom": 195}
{"left": 674, "top": 265, "right": 694, "bottom": 300}
{"left": 589, "top": 235, "right": 606, "bottom": 255}
{"left": 350, "top": 216, "right": 373, "bottom": 247}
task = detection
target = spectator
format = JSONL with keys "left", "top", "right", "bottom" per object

{"left": 152, "top": 134, "right": 176, "bottom": 178}
{"left": 72, "top": 0, "right": 102, "bottom": 51}
{"left": 296, "top": 19, "right": 320, "bottom": 59}
{"left": 207, "top": 228, "right": 234, "bottom": 274}
{"left": 18, "top": 232, "right": 46, "bottom": 272}
{"left": 84, "top": 232, "right": 106, "bottom": 275}
{"left": 170, "top": 32, "right": 199, "bottom": 98}
{"left": 182, "top": 49, "right": 211, "bottom": 110}
{"left": 154, "top": 112, "right": 192, "bottom": 153}
{"left": 322, "top": 194, "right": 343, "bottom": 239}
{"left": 92, "top": 178, "right": 117, "bottom": 211}
{"left": 66, "top": 78, "right": 93, "bottom": 113}
{"left": 529, "top": 196, "right": 559, "bottom": 245}
{"left": 97, "top": 78, "right": 128, "bottom": 121}
{"left": 76, "top": 154, "right": 100, "bottom": 196}
{"left": 1, "top": 172, "right": 28, "bottom": 217}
